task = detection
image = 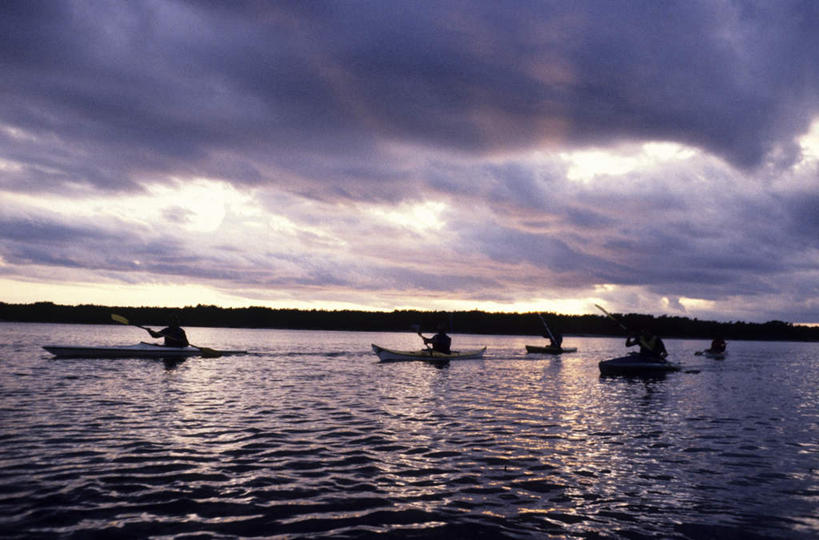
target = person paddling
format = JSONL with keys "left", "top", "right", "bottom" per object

{"left": 419, "top": 323, "right": 452, "bottom": 354}
{"left": 537, "top": 313, "right": 563, "bottom": 348}
{"left": 626, "top": 328, "right": 667, "bottom": 361}
{"left": 544, "top": 328, "right": 563, "bottom": 348}
{"left": 147, "top": 316, "right": 189, "bottom": 348}
{"left": 708, "top": 336, "right": 726, "bottom": 354}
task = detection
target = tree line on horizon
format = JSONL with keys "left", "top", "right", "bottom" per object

{"left": 1, "top": 301, "right": 817, "bottom": 342}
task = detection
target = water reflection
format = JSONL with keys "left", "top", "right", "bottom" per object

{"left": 161, "top": 357, "right": 186, "bottom": 370}
{"left": 0, "top": 327, "right": 816, "bottom": 538}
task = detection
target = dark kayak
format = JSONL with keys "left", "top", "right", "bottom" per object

{"left": 598, "top": 353, "right": 680, "bottom": 376}
{"left": 525, "top": 345, "right": 578, "bottom": 354}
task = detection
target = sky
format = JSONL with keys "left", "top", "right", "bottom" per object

{"left": 1, "top": 1, "right": 819, "bottom": 324}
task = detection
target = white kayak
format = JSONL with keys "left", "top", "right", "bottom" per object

{"left": 525, "top": 345, "right": 578, "bottom": 354}
{"left": 598, "top": 353, "right": 681, "bottom": 376}
{"left": 43, "top": 342, "right": 246, "bottom": 359}
{"left": 372, "top": 344, "right": 486, "bottom": 363}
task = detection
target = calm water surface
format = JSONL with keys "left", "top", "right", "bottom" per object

{"left": 0, "top": 323, "right": 816, "bottom": 538}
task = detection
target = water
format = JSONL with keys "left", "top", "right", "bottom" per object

{"left": 0, "top": 323, "right": 816, "bottom": 539}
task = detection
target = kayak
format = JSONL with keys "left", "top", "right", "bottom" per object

{"left": 372, "top": 344, "right": 486, "bottom": 363}
{"left": 696, "top": 350, "right": 726, "bottom": 359}
{"left": 525, "top": 345, "right": 578, "bottom": 354}
{"left": 598, "top": 353, "right": 681, "bottom": 376}
{"left": 43, "top": 342, "right": 246, "bottom": 359}
{"left": 43, "top": 343, "right": 247, "bottom": 358}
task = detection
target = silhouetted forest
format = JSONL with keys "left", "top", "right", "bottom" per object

{"left": 1, "top": 302, "right": 818, "bottom": 342}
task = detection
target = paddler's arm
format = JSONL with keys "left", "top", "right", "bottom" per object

{"left": 147, "top": 327, "right": 166, "bottom": 339}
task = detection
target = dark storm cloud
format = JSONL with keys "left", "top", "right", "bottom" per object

{"left": 3, "top": 0, "right": 819, "bottom": 196}
{"left": 783, "top": 190, "right": 819, "bottom": 246}
{"left": 561, "top": 1, "right": 819, "bottom": 167}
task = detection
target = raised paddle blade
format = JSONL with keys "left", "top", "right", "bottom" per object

{"left": 112, "top": 313, "right": 151, "bottom": 332}
{"left": 537, "top": 313, "right": 556, "bottom": 342}
{"left": 594, "top": 304, "right": 630, "bottom": 332}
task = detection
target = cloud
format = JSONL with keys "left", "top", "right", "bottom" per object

{"left": 3, "top": 1, "right": 819, "bottom": 195}
{"left": 2, "top": 1, "right": 819, "bottom": 322}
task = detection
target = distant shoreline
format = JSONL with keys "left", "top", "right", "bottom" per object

{"left": 2, "top": 301, "right": 818, "bottom": 342}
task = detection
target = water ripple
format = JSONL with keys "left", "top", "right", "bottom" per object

{"left": 1, "top": 327, "right": 817, "bottom": 538}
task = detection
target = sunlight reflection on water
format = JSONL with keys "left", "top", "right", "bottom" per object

{"left": 0, "top": 324, "right": 816, "bottom": 538}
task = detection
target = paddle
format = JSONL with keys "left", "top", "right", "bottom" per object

{"left": 594, "top": 304, "right": 630, "bottom": 332}
{"left": 537, "top": 313, "right": 558, "bottom": 346}
{"left": 111, "top": 314, "right": 222, "bottom": 358}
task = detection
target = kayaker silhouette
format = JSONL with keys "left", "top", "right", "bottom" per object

{"left": 147, "top": 316, "right": 189, "bottom": 348}
{"left": 419, "top": 323, "right": 452, "bottom": 354}
{"left": 544, "top": 329, "right": 563, "bottom": 348}
{"left": 626, "top": 328, "right": 667, "bottom": 361}
{"left": 536, "top": 313, "right": 563, "bottom": 349}
{"left": 708, "top": 336, "right": 727, "bottom": 353}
